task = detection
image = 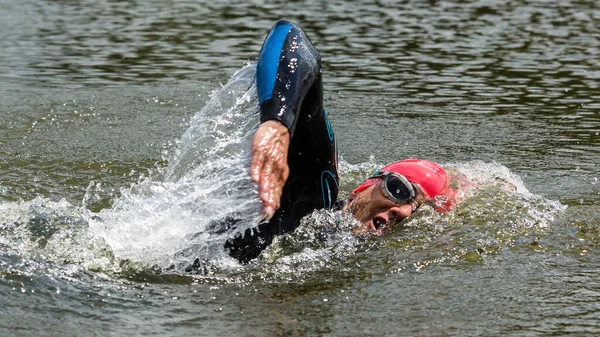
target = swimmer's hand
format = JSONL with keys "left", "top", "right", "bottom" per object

{"left": 250, "top": 120, "right": 290, "bottom": 220}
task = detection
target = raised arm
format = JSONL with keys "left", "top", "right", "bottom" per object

{"left": 252, "top": 19, "right": 323, "bottom": 218}
{"left": 227, "top": 19, "right": 338, "bottom": 262}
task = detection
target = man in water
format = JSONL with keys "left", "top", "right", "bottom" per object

{"left": 225, "top": 19, "right": 459, "bottom": 263}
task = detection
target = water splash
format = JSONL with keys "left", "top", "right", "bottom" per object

{"left": 0, "top": 64, "right": 265, "bottom": 277}
{"left": 88, "top": 64, "right": 263, "bottom": 271}
{"left": 0, "top": 198, "right": 115, "bottom": 277}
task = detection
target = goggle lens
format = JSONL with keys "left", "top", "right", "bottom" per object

{"left": 367, "top": 171, "right": 415, "bottom": 204}
{"left": 386, "top": 175, "right": 413, "bottom": 202}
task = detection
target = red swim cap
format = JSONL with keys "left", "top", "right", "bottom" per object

{"left": 351, "top": 159, "right": 456, "bottom": 212}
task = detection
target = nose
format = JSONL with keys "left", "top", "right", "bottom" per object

{"left": 388, "top": 204, "right": 414, "bottom": 221}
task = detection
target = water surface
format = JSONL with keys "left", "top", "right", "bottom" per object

{"left": 1, "top": 0, "right": 600, "bottom": 336}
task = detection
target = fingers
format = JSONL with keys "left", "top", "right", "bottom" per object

{"left": 266, "top": 161, "right": 288, "bottom": 218}
{"left": 259, "top": 152, "right": 276, "bottom": 216}
{"left": 249, "top": 121, "right": 290, "bottom": 219}
{"left": 257, "top": 151, "right": 288, "bottom": 219}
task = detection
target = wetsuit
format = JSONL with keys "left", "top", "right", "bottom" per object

{"left": 225, "top": 19, "right": 339, "bottom": 263}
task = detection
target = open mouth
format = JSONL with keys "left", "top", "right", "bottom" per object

{"left": 370, "top": 215, "right": 388, "bottom": 232}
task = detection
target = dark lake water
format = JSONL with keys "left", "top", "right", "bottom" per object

{"left": 1, "top": 0, "right": 600, "bottom": 336}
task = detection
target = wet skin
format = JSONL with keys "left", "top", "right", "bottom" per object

{"left": 347, "top": 182, "right": 430, "bottom": 235}
{"left": 250, "top": 120, "right": 290, "bottom": 219}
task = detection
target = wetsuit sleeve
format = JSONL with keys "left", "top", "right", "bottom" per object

{"left": 225, "top": 20, "right": 339, "bottom": 263}
{"left": 256, "top": 19, "right": 321, "bottom": 136}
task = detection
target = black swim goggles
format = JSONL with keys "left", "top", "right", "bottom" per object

{"left": 368, "top": 171, "right": 416, "bottom": 205}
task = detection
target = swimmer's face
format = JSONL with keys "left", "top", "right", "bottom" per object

{"left": 347, "top": 181, "right": 429, "bottom": 235}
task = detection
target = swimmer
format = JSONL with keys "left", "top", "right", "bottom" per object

{"left": 225, "top": 19, "right": 462, "bottom": 263}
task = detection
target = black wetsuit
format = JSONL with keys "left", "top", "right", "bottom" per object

{"left": 225, "top": 19, "right": 339, "bottom": 263}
